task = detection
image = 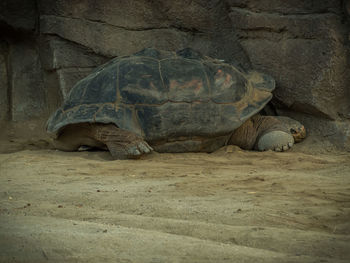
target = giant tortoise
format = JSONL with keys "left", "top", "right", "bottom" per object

{"left": 47, "top": 48, "right": 306, "bottom": 159}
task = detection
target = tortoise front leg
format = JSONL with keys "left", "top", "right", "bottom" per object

{"left": 228, "top": 115, "right": 295, "bottom": 152}
{"left": 253, "top": 115, "right": 295, "bottom": 151}
{"left": 91, "top": 124, "right": 153, "bottom": 159}
{"left": 254, "top": 116, "right": 306, "bottom": 151}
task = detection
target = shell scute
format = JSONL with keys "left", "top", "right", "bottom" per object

{"left": 95, "top": 104, "right": 142, "bottom": 136}
{"left": 160, "top": 59, "right": 209, "bottom": 103}
{"left": 203, "top": 62, "right": 248, "bottom": 103}
{"left": 119, "top": 57, "right": 167, "bottom": 104}
{"left": 136, "top": 103, "right": 192, "bottom": 141}
{"left": 63, "top": 64, "right": 117, "bottom": 111}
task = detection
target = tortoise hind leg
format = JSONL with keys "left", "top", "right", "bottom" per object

{"left": 53, "top": 123, "right": 153, "bottom": 159}
{"left": 52, "top": 137, "right": 81, "bottom": 152}
{"left": 91, "top": 124, "right": 153, "bottom": 160}
{"left": 52, "top": 123, "right": 104, "bottom": 151}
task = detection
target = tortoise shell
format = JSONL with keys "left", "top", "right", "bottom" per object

{"left": 47, "top": 48, "right": 275, "bottom": 142}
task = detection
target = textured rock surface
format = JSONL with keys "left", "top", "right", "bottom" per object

{"left": 0, "top": 41, "right": 8, "bottom": 121}
{"left": 228, "top": 0, "right": 350, "bottom": 120}
{"left": 8, "top": 40, "right": 46, "bottom": 121}
{"left": 38, "top": 0, "right": 249, "bottom": 65}
{"left": 0, "top": 0, "right": 349, "bottom": 150}
{"left": 0, "top": 0, "right": 37, "bottom": 31}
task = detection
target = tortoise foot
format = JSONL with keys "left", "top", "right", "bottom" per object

{"left": 126, "top": 141, "right": 153, "bottom": 159}
{"left": 257, "top": 131, "right": 294, "bottom": 152}
{"left": 98, "top": 125, "right": 153, "bottom": 160}
{"left": 106, "top": 141, "right": 153, "bottom": 160}
{"left": 105, "top": 140, "right": 153, "bottom": 160}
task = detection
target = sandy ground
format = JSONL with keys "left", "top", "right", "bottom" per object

{"left": 0, "top": 137, "right": 350, "bottom": 262}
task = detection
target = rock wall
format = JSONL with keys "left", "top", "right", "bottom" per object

{"left": 229, "top": 0, "right": 350, "bottom": 119}
{"left": 0, "top": 0, "right": 349, "bottom": 149}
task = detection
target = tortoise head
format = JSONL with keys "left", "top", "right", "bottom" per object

{"left": 275, "top": 116, "right": 307, "bottom": 143}
{"left": 290, "top": 124, "right": 307, "bottom": 143}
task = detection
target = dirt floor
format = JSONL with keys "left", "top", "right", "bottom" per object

{"left": 0, "top": 136, "right": 350, "bottom": 263}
